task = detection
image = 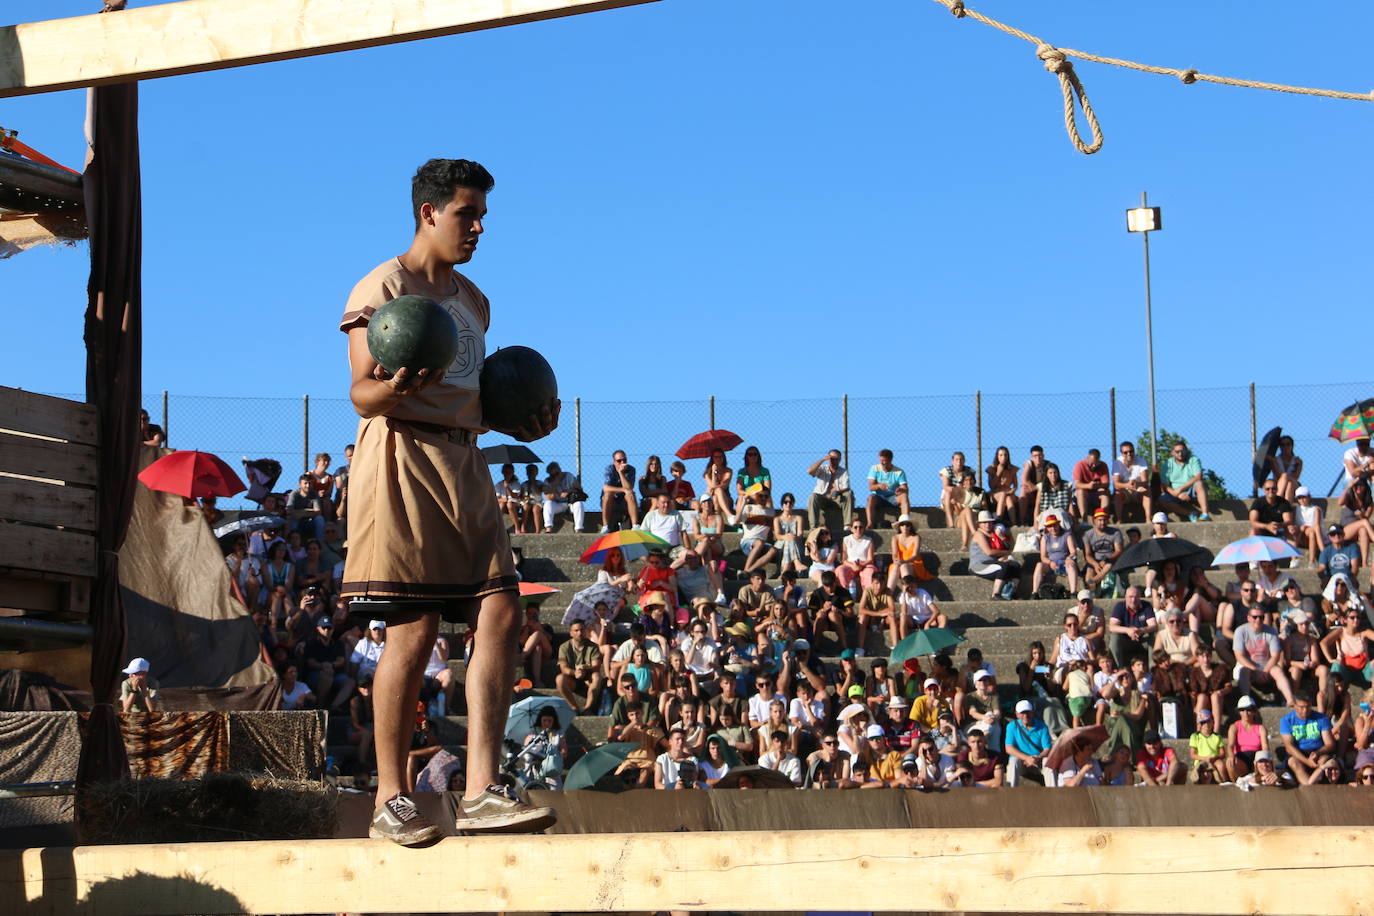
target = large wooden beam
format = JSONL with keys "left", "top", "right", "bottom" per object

{"left": 0, "top": 0, "right": 660, "bottom": 99}
{"left": 3, "top": 827, "right": 1372, "bottom": 916}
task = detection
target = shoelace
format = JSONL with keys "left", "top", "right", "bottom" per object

{"left": 388, "top": 795, "right": 421, "bottom": 823}
{"left": 486, "top": 783, "right": 520, "bottom": 802}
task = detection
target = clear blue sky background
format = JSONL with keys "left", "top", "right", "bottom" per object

{"left": 5, "top": 0, "right": 1373, "bottom": 503}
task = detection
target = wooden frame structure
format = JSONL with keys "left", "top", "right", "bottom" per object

{"left": 4, "top": 827, "right": 1372, "bottom": 915}
{"left": 0, "top": 0, "right": 660, "bottom": 98}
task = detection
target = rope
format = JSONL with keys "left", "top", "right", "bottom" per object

{"left": 0, "top": 127, "right": 80, "bottom": 174}
{"left": 931, "top": 0, "right": 1374, "bottom": 155}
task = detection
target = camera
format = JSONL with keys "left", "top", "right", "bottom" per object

{"left": 305, "top": 586, "right": 322, "bottom": 597}
{"left": 677, "top": 759, "right": 698, "bottom": 785}
{"left": 900, "top": 752, "right": 920, "bottom": 774}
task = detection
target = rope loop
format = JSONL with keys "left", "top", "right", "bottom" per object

{"left": 950, "top": 0, "right": 967, "bottom": 18}
{"left": 1036, "top": 43, "right": 1070, "bottom": 74}
{"left": 1179, "top": 68, "right": 1199, "bottom": 84}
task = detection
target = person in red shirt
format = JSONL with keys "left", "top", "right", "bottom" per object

{"left": 1135, "top": 731, "right": 1185, "bottom": 785}
{"left": 1072, "top": 449, "right": 1112, "bottom": 522}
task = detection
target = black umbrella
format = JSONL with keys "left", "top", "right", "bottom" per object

{"left": 713, "top": 765, "right": 798, "bottom": 789}
{"left": 480, "top": 444, "right": 541, "bottom": 465}
{"left": 1110, "top": 536, "right": 1212, "bottom": 573}
{"left": 1253, "top": 426, "right": 1282, "bottom": 492}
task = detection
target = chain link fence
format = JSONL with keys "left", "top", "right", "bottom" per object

{"left": 119, "top": 381, "right": 1372, "bottom": 511}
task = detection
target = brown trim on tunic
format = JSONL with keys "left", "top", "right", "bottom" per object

{"left": 342, "top": 576, "right": 518, "bottom": 599}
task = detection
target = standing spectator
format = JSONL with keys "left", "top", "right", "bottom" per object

{"left": 1136, "top": 731, "right": 1184, "bottom": 786}
{"left": 1081, "top": 509, "right": 1124, "bottom": 593}
{"left": 938, "top": 452, "right": 972, "bottom": 529}
{"left": 494, "top": 463, "right": 524, "bottom": 531}
{"left": 1003, "top": 699, "right": 1052, "bottom": 786}
{"left": 1232, "top": 604, "right": 1295, "bottom": 705}
{"left": 1249, "top": 480, "right": 1296, "bottom": 549}
{"left": 1267, "top": 435, "right": 1303, "bottom": 502}
{"left": 835, "top": 517, "right": 878, "bottom": 595}
{"left": 1279, "top": 693, "right": 1334, "bottom": 782}
{"left": 1108, "top": 586, "right": 1158, "bottom": 667}
{"left": 600, "top": 450, "right": 638, "bottom": 531}
{"left": 701, "top": 448, "right": 735, "bottom": 518}
{"left": 1018, "top": 446, "right": 1050, "bottom": 528}
{"left": 1033, "top": 464, "right": 1075, "bottom": 529}
{"left": 638, "top": 455, "right": 668, "bottom": 518}
{"left": 985, "top": 446, "right": 1018, "bottom": 523}
{"left": 1031, "top": 514, "right": 1080, "bottom": 597}
{"left": 119, "top": 658, "right": 159, "bottom": 713}
{"left": 1112, "top": 441, "right": 1152, "bottom": 523}
{"left": 735, "top": 446, "right": 773, "bottom": 512}
{"left": 542, "top": 461, "right": 588, "bottom": 533}
{"left": 1071, "top": 449, "right": 1112, "bottom": 521}
{"left": 1157, "top": 440, "right": 1212, "bottom": 521}
{"left": 332, "top": 443, "right": 354, "bottom": 524}
{"left": 865, "top": 449, "right": 911, "bottom": 527}
{"left": 970, "top": 511, "right": 1021, "bottom": 601}
{"left": 806, "top": 449, "right": 853, "bottom": 530}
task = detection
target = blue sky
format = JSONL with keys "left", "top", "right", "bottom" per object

{"left": 5, "top": 0, "right": 1373, "bottom": 500}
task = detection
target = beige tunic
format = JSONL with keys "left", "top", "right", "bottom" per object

{"left": 338, "top": 258, "right": 515, "bottom": 601}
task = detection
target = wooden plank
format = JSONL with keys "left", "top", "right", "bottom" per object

{"left": 0, "top": 0, "right": 661, "bottom": 98}
{"left": 2, "top": 827, "right": 1372, "bottom": 916}
{"left": 0, "top": 523, "right": 95, "bottom": 578}
{"left": 0, "top": 571, "right": 89, "bottom": 616}
{"left": 0, "top": 387, "right": 96, "bottom": 445}
{"left": 0, "top": 476, "right": 96, "bottom": 531}
{"left": 0, "top": 434, "right": 97, "bottom": 486}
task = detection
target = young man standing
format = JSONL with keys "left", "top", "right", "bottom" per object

{"left": 340, "top": 159, "right": 557, "bottom": 845}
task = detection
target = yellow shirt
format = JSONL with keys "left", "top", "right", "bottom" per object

{"left": 910, "top": 695, "right": 949, "bottom": 730}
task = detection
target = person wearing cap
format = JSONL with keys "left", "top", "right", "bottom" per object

{"left": 1249, "top": 478, "right": 1297, "bottom": 548}
{"left": 1225, "top": 694, "right": 1268, "bottom": 778}
{"left": 1235, "top": 748, "right": 1295, "bottom": 789}
{"left": 1032, "top": 513, "right": 1080, "bottom": 598}
{"left": 1112, "top": 440, "right": 1152, "bottom": 523}
{"left": 1317, "top": 523, "right": 1362, "bottom": 586}
{"left": 1156, "top": 439, "right": 1211, "bottom": 522}
{"left": 865, "top": 448, "right": 912, "bottom": 527}
{"left": 970, "top": 510, "right": 1022, "bottom": 602}
{"left": 963, "top": 670, "right": 1004, "bottom": 752}
{"left": 119, "top": 658, "right": 159, "bottom": 713}
{"left": 301, "top": 614, "right": 355, "bottom": 710}
{"left": 349, "top": 619, "right": 387, "bottom": 681}
{"left": 1289, "top": 485, "right": 1325, "bottom": 567}
{"left": 859, "top": 725, "right": 903, "bottom": 787}
{"left": 1135, "top": 731, "right": 1184, "bottom": 786}
{"left": 1187, "top": 708, "right": 1232, "bottom": 783}
{"left": 909, "top": 678, "right": 949, "bottom": 731}
{"left": 1003, "top": 698, "right": 1052, "bottom": 786}
{"left": 1071, "top": 448, "right": 1112, "bottom": 522}
{"left": 1081, "top": 508, "right": 1124, "bottom": 593}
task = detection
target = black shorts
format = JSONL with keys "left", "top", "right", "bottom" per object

{"left": 348, "top": 595, "right": 476, "bottom": 626}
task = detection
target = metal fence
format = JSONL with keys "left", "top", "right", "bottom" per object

{"left": 116, "top": 380, "right": 1369, "bottom": 511}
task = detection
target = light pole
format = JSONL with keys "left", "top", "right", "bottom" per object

{"left": 1126, "top": 192, "right": 1162, "bottom": 470}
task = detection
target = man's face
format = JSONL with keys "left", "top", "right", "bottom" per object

{"left": 669, "top": 732, "right": 685, "bottom": 754}
{"left": 298, "top": 478, "right": 312, "bottom": 495}
{"left": 1094, "top": 514, "right": 1107, "bottom": 530}
{"left": 1125, "top": 588, "right": 1141, "bottom": 610}
{"left": 978, "top": 678, "right": 995, "bottom": 696}
{"left": 1172, "top": 444, "right": 1188, "bottom": 463}
{"left": 613, "top": 452, "right": 627, "bottom": 467}
{"left": 1295, "top": 698, "right": 1312, "bottom": 719}
{"left": 569, "top": 622, "right": 585, "bottom": 642}
{"left": 721, "top": 678, "right": 736, "bottom": 695}
{"left": 626, "top": 707, "right": 642, "bottom": 726}
{"left": 1031, "top": 449, "right": 1043, "bottom": 465}
{"left": 525, "top": 464, "right": 539, "bottom": 480}
{"left": 656, "top": 494, "right": 670, "bottom": 513}
{"left": 1120, "top": 444, "right": 1134, "bottom": 461}
{"left": 828, "top": 450, "right": 841, "bottom": 467}
{"left": 878, "top": 452, "right": 892, "bottom": 470}
{"left": 889, "top": 704, "right": 908, "bottom": 723}
{"left": 282, "top": 665, "right": 297, "bottom": 684}
{"left": 756, "top": 678, "right": 772, "bottom": 695}
{"left": 1144, "top": 739, "right": 1162, "bottom": 757}
{"left": 719, "top": 709, "right": 736, "bottom": 727}
{"left": 425, "top": 186, "right": 486, "bottom": 264}
{"left": 1332, "top": 529, "right": 1345, "bottom": 545}
{"left": 1262, "top": 483, "right": 1277, "bottom": 502}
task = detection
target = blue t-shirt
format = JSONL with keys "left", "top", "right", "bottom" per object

{"left": 1004, "top": 718, "right": 1052, "bottom": 757}
{"left": 868, "top": 465, "right": 907, "bottom": 497}
{"left": 603, "top": 463, "right": 637, "bottom": 493}
{"left": 1318, "top": 543, "right": 1361, "bottom": 576}
{"left": 1280, "top": 710, "right": 1331, "bottom": 753}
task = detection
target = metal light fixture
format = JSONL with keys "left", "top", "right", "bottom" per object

{"left": 1126, "top": 192, "right": 1161, "bottom": 469}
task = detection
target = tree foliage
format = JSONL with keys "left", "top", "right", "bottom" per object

{"left": 1136, "top": 428, "right": 1237, "bottom": 503}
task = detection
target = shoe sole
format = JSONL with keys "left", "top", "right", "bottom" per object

{"left": 369, "top": 824, "right": 445, "bottom": 847}
{"left": 456, "top": 806, "right": 558, "bottom": 834}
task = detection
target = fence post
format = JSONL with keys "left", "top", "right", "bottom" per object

{"left": 974, "top": 390, "right": 983, "bottom": 476}
{"left": 161, "top": 389, "right": 169, "bottom": 448}
{"left": 1109, "top": 387, "right": 1117, "bottom": 457}
{"left": 709, "top": 395, "right": 715, "bottom": 431}
{"left": 1250, "top": 382, "right": 1258, "bottom": 497}
{"left": 303, "top": 394, "right": 310, "bottom": 472}
{"left": 842, "top": 395, "right": 849, "bottom": 467}
{"left": 575, "top": 397, "right": 583, "bottom": 482}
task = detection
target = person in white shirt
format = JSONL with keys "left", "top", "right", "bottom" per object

{"left": 1112, "top": 441, "right": 1152, "bottom": 523}
{"left": 806, "top": 449, "right": 853, "bottom": 529}
{"left": 1343, "top": 438, "right": 1374, "bottom": 488}
{"left": 676, "top": 615, "right": 719, "bottom": 682}
{"left": 541, "top": 462, "right": 587, "bottom": 533}
{"left": 654, "top": 728, "right": 701, "bottom": 789}
{"left": 349, "top": 620, "right": 387, "bottom": 680}
{"left": 897, "top": 576, "right": 948, "bottom": 638}
{"left": 638, "top": 493, "right": 690, "bottom": 549}
{"left": 279, "top": 663, "right": 316, "bottom": 710}
{"left": 758, "top": 730, "right": 804, "bottom": 786}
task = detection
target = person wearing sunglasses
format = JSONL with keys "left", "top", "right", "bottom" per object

{"left": 1156, "top": 439, "right": 1211, "bottom": 522}
{"left": 1232, "top": 604, "right": 1295, "bottom": 706}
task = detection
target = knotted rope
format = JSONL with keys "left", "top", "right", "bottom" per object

{"left": 934, "top": 0, "right": 1373, "bottom": 155}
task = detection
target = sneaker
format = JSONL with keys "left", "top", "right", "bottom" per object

{"left": 715, "top": 590, "right": 727, "bottom": 605}
{"left": 369, "top": 794, "right": 444, "bottom": 847}
{"left": 1198, "top": 513, "right": 1211, "bottom": 521}
{"left": 456, "top": 784, "right": 557, "bottom": 833}
{"left": 598, "top": 526, "right": 609, "bottom": 535}
{"left": 1188, "top": 513, "right": 1200, "bottom": 522}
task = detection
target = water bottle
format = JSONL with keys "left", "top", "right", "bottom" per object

{"left": 324, "top": 755, "right": 340, "bottom": 784}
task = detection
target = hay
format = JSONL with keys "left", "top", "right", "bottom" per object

{"left": 78, "top": 773, "right": 338, "bottom": 844}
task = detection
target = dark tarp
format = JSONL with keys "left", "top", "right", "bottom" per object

{"left": 78, "top": 78, "right": 142, "bottom": 791}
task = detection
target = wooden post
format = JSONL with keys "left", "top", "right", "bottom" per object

{"left": 0, "top": 0, "right": 660, "bottom": 98}
{"left": 842, "top": 394, "right": 849, "bottom": 468}
{"left": 1109, "top": 386, "right": 1117, "bottom": 459}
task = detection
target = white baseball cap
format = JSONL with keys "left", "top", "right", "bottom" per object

{"left": 1015, "top": 699, "right": 1034, "bottom": 714}
{"left": 1237, "top": 695, "right": 1257, "bottom": 710}
{"left": 923, "top": 678, "right": 940, "bottom": 690}
{"left": 1151, "top": 512, "right": 1169, "bottom": 524}
{"left": 1295, "top": 486, "right": 1310, "bottom": 497}
{"left": 865, "top": 724, "right": 887, "bottom": 739}
{"left": 122, "top": 657, "right": 150, "bottom": 675}
{"left": 368, "top": 620, "right": 387, "bottom": 630}
{"left": 973, "top": 669, "right": 992, "bottom": 683}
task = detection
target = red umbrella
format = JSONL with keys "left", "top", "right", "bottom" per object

{"left": 137, "top": 450, "right": 246, "bottom": 499}
{"left": 676, "top": 429, "right": 743, "bottom": 461}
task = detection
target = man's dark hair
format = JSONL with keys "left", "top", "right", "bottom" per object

{"left": 1120, "top": 440, "right": 1134, "bottom": 450}
{"left": 820, "top": 570, "right": 837, "bottom": 587}
{"left": 1088, "top": 448, "right": 1100, "bottom": 459}
{"left": 299, "top": 474, "right": 311, "bottom": 483}
{"left": 411, "top": 158, "right": 494, "bottom": 229}
{"left": 770, "top": 729, "right": 788, "bottom": 744}
{"left": 630, "top": 622, "right": 645, "bottom": 637}
{"left": 879, "top": 449, "right": 894, "bottom": 460}
{"left": 668, "top": 727, "right": 687, "bottom": 740}
{"left": 1296, "top": 691, "right": 1315, "bottom": 705}
{"left": 1031, "top": 445, "right": 1044, "bottom": 454}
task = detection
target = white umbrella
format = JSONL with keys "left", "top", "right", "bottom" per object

{"left": 563, "top": 582, "right": 624, "bottom": 626}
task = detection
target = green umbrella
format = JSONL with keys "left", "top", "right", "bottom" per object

{"left": 564, "top": 742, "right": 640, "bottom": 790}
{"left": 889, "top": 627, "right": 966, "bottom": 665}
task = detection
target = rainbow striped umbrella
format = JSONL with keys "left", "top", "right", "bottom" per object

{"left": 1212, "top": 535, "right": 1300, "bottom": 567}
{"left": 1330, "top": 399, "right": 1374, "bottom": 442}
{"left": 578, "top": 529, "right": 671, "bottom": 565}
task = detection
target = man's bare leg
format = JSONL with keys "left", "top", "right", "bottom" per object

{"left": 463, "top": 590, "right": 520, "bottom": 795}
{"left": 373, "top": 610, "right": 438, "bottom": 807}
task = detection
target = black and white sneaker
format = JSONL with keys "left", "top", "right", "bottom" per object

{"left": 456, "top": 784, "right": 557, "bottom": 833}
{"left": 369, "top": 794, "right": 444, "bottom": 847}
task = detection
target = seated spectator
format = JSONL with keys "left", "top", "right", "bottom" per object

{"left": 286, "top": 473, "right": 327, "bottom": 541}
{"left": 713, "top": 705, "right": 756, "bottom": 764}
{"left": 1320, "top": 573, "right": 1367, "bottom": 633}
{"left": 654, "top": 728, "right": 698, "bottom": 790}
{"left": 1108, "top": 586, "right": 1157, "bottom": 668}
{"left": 805, "top": 449, "right": 853, "bottom": 530}
{"left": 1232, "top": 604, "right": 1294, "bottom": 705}
{"left": 673, "top": 551, "right": 719, "bottom": 608}
{"left": 737, "top": 500, "right": 776, "bottom": 574}
{"left": 909, "top": 678, "right": 948, "bottom": 730}
{"left": 1235, "top": 749, "right": 1295, "bottom": 788}
{"left": 556, "top": 620, "right": 605, "bottom": 714}
{"left": 542, "top": 461, "right": 588, "bottom": 533}
{"left": 1071, "top": 449, "right": 1111, "bottom": 521}
{"left": 1053, "top": 734, "right": 1103, "bottom": 787}
{"left": 347, "top": 674, "right": 374, "bottom": 771}
{"left": 886, "top": 519, "right": 928, "bottom": 588}
{"left": 701, "top": 449, "right": 734, "bottom": 518}
{"left": 638, "top": 455, "right": 668, "bottom": 518}
{"left": 1003, "top": 699, "right": 1051, "bottom": 786}
{"left": 759, "top": 729, "right": 804, "bottom": 786}
{"left": 835, "top": 517, "right": 878, "bottom": 595}
{"left": 1156, "top": 439, "right": 1211, "bottom": 521}
{"left": 908, "top": 737, "right": 955, "bottom": 790}
{"left": 788, "top": 679, "right": 828, "bottom": 752}
{"left": 808, "top": 571, "right": 856, "bottom": 651}
{"left": 1319, "top": 607, "right": 1374, "bottom": 689}
{"left": 600, "top": 450, "right": 638, "bottom": 532}
{"left": 1135, "top": 731, "right": 1184, "bottom": 785}
{"left": 970, "top": 510, "right": 1021, "bottom": 601}
{"left": 665, "top": 460, "right": 696, "bottom": 511}
{"left": 611, "top": 622, "right": 666, "bottom": 683}
{"left": 348, "top": 620, "right": 386, "bottom": 682}
{"left": 771, "top": 493, "right": 809, "bottom": 576}
{"left": 1099, "top": 744, "right": 1136, "bottom": 786}
{"left": 957, "top": 726, "right": 1004, "bottom": 787}
{"left": 866, "top": 449, "right": 911, "bottom": 527}
{"left": 297, "top": 541, "right": 333, "bottom": 596}
{"left": 734, "top": 569, "right": 771, "bottom": 619}
{"left": 1249, "top": 480, "right": 1296, "bottom": 549}
{"left": 517, "top": 463, "right": 544, "bottom": 534}
{"left": 1112, "top": 441, "right": 1152, "bottom": 523}
{"left": 735, "top": 446, "right": 773, "bottom": 513}
{"left": 1266, "top": 434, "right": 1303, "bottom": 502}
{"left": 264, "top": 543, "right": 297, "bottom": 620}
{"left": 608, "top": 675, "right": 662, "bottom": 738}
{"left": 938, "top": 451, "right": 972, "bottom": 528}
{"left": 1081, "top": 510, "right": 1124, "bottom": 593}
{"left": 1032, "top": 514, "right": 1080, "bottom": 597}
{"left": 1033, "top": 463, "right": 1075, "bottom": 529}
{"left": 754, "top": 698, "right": 793, "bottom": 758}
{"left": 1279, "top": 693, "right": 1334, "bottom": 782}
{"left": 985, "top": 446, "right": 1018, "bottom": 523}
{"left": 1253, "top": 559, "right": 1293, "bottom": 610}
{"left": 963, "top": 670, "right": 1004, "bottom": 751}
{"left": 636, "top": 550, "right": 679, "bottom": 615}
{"left": 278, "top": 662, "right": 315, "bottom": 710}
{"left": 639, "top": 493, "right": 691, "bottom": 551}
{"left": 1183, "top": 566, "right": 1223, "bottom": 646}
{"left": 691, "top": 499, "right": 726, "bottom": 568}
{"left": 1291, "top": 488, "right": 1325, "bottom": 567}
{"left": 518, "top": 605, "right": 554, "bottom": 688}
{"left": 804, "top": 733, "right": 855, "bottom": 789}
{"left": 227, "top": 537, "right": 264, "bottom": 608}
{"left": 897, "top": 575, "right": 947, "bottom": 638}
{"left": 1283, "top": 609, "right": 1329, "bottom": 707}
{"left": 699, "top": 734, "right": 732, "bottom": 787}
{"left": 946, "top": 468, "right": 984, "bottom": 550}
{"left": 805, "top": 526, "right": 839, "bottom": 584}
{"left": 1018, "top": 446, "right": 1049, "bottom": 528}
{"left": 1344, "top": 437, "right": 1374, "bottom": 488}
{"left": 857, "top": 578, "right": 898, "bottom": 645}
{"left": 495, "top": 462, "right": 524, "bottom": 530}
{"left": 1189, "top": 646, "right": 1231, "bottom": 727}
{"left": 1188, "top": 709, "right": 1231, "bottom": 783}
{"left": 1318, "top": 524, "right": 1361, "bottom": 586}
